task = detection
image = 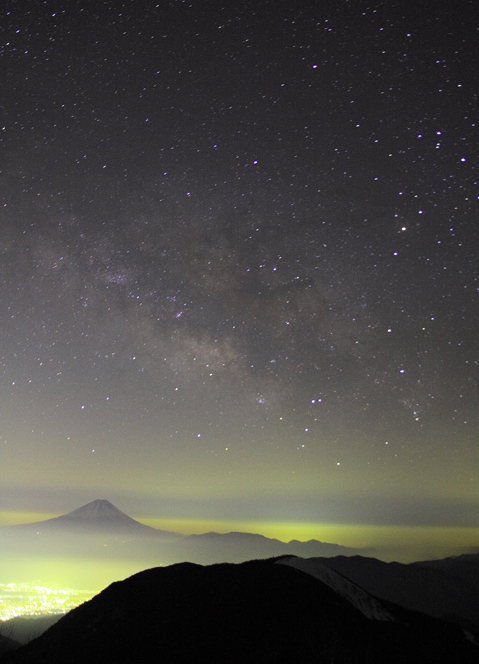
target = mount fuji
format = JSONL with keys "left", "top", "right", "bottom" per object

{"left": 7, "top": 500, "right": 163, "bottom": 535}
{"left": 50, "top": 499, "right": 158, "bottom": 532}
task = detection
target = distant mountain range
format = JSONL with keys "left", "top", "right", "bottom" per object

{"left": 317, "top": 552, "right": 479, "bottom": 631}
{"left": 2, "top": 499, "right": 364, "bottom": 561}
{"left": 1, "top": 556, "right": 478, "bottom": 663}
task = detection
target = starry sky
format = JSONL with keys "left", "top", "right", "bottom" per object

{"left": 0, "top": 0, "right": 478, "bottom": 560}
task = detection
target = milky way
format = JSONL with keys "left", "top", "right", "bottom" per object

{"left": 0, "top": 0, "right": 478, "bottom": 558}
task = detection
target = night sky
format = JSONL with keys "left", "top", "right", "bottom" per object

{"left": 1, "top": 0, "right": 478, "bottom": 560}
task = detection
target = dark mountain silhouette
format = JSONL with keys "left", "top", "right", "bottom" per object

{"left": 0, "top": 617, "right": 61, "bottom": 648}
{"left": 1, "top": 557, "right": 477, "bottom": 664}
{"left": 0, "top": 633, "right": 20, "bottom": 657}
{"left": 316, "top": 553, "right": 479, "bottom": 630}
{"left": 418, "top": 552, "right": 479, "bottom": 584}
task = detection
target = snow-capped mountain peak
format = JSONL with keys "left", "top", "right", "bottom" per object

{"left": 59, "top": 499, "right": 131, "bottom": 521}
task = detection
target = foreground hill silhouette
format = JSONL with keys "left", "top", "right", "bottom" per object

{"left": 1, "top": 557, "right": 477, "bottom": 664}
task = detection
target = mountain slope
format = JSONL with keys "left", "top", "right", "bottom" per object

{"left": 317, "top": 554, "right": 479, "bottom": 629}
{"left": 277, "top": 556, "right": 396, "bottom": 621}
{"left": 0, "top": 634, "right": 20, "bottom": 657}
{"left": 1, "top": 558, "right": 477, "bottom": 664}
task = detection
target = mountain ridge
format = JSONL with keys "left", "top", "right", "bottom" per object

{"left": 1, "top": 499, "right": 362, "bottom": 558}
{"left": 316, "top": 553, "right": 479, "bottom": 630}
{"left": 1, "top": 557, "right": 477, "bottom": 663}
{"left": 2, "top": 501, "right": 479, "bottom": 646}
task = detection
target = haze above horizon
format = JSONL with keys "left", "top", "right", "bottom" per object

{"left": 1, "top": 499, "right": 477, "bottom": 563}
